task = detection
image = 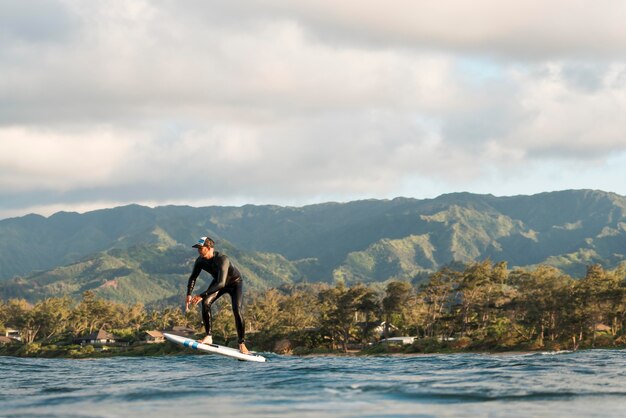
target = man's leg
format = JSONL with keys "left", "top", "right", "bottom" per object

{"left": 200, "top": 289, "right": 226, "bottom": 344}
{"left": 228, "top": 281, "right": 249, "bottom": 354}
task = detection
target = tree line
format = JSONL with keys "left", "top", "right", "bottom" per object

{"left": 1, "top": 260, "right": 626, "bottom": 355}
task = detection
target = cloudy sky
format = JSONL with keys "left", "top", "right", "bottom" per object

{"left": 1, "top": 0, "right": 626, "bottom": 219}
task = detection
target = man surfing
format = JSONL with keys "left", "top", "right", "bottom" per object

{"left": 185, "top": 236, "right": 250, "bottom": 354}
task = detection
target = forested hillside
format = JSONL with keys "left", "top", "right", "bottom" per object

{"left": 1, "top": 190, "right": 625, "bottom": 304}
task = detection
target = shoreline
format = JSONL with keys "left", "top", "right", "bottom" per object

{"left": 2, "top": 343, "right": 621, "bottom": 360}
{"left": 296, "top": 349, "right": 573, "bottom": 358}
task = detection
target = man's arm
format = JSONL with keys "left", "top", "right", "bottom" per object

{"left": 187, "top": 258, "right": 202, "bottom": 296}
{"left": 200, "top": 256, "right": 230, "bottom": 297}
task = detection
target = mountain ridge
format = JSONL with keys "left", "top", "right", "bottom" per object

{"left": 1, "top": 189, "right": 625, "bottom": 304}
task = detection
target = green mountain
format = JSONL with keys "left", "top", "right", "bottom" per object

{"left": 333, "top": 234, "right": 437, "bottom": 284}
{"left": 0, "top": 234, "right": 300, "bottom": 304}
{"left": 1, "top": 190, "right": 625, "bottom": 304}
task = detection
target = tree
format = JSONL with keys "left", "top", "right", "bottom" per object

{"left": 418, "top": 268, "right": 459, "bottom": 339}
{"left": 350, "top": 284, "right": 380, "bottom": 344}
{"left": 0, "top": 299, "right": 8, "bottom": 332}
{"left": 576, "top": 264, "right": 619, "bottom": 347}
{"left": 279, "top": 290, "right": 319, "bottom": 333}
{"left": 247, "top": 288, "right": 284, "bottom": 333}
{"left": 32, "top": 297, "right": 72, "bottom": 342}
{"left": 508, "top": 266, "right": 574, "bottom": 347}
{"left": 605, "top": 266, "right": 626, "bottom": 337}
{"left": 317, "top": 283, "right": 380, "bottom": 352}
{"left": 456, "top": 260, "right": 508, "bottom": 338}
{"left": 318, "top": 283, "right": 346, "bottom": 351}
{"left": 6, "top": 299, "right": 39, "bottom": 343}
{"left": 382, "top": 281, "right": 416, "bottom": 338}
{"left": 69, "top": 291, "right": 115, "bottom": 335}
{"left": 125, "top": 303, "right": 147, "bottom": 332}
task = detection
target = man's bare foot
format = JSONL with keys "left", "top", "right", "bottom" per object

{"left": 239, "top": 343, "right": 250, "bottom": 354}
{"left": 198, "top": 335, "right": 213, "bottom": 345}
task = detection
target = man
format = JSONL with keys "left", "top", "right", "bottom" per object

{"left": 186, "top": 236, "right": 249, "bottom": 354}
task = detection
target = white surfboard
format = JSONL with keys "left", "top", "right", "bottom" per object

{"left": 163, "top": 333, "right": 267, "bottom": 363}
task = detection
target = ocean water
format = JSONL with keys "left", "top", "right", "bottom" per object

{"left": 2, "top": 349, "right": 625, "bottom": 418}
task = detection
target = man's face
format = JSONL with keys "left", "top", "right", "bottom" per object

{"left": 197, "top": 246, "right": 212, "bottom": 259}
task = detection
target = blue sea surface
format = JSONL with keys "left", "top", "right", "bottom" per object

{"left": 2, "top": 349, "right": 625, "bottom": 417}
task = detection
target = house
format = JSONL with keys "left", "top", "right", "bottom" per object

{"left": 379, "top": 336, "right": 416, "bottom": 345}
{"left": 144, "top": 330, "right": 165, "bottom": 344}
{"left": 594, "top": 324, "right": 612, "bottom": 334}
{"left": 372, "top": 321, "right": 399, "bottom": 338}
{"left": 0, "top": 336, "right": 15, "bottom": 345}
{"left": 163, "top": 326, "right": 196, "bottom": 338}
{"left": 74, "top": 329, "right": 120, "bottom": 346}
{"left": 3, "top": 328, "right": 21, "bottom": 341}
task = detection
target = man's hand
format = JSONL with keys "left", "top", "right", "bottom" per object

{"left": 191, "top": 294, "right": 203, "bottom": 306}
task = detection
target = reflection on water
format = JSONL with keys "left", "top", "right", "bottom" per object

{"left": 2, "top": 349, "right": 626, "bottom": 417}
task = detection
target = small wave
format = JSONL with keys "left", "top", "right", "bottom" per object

{"left": 363, "top": 385, "right": 626, "bottom": 404}
{"left": 116, "top": 388, "right": 208, "bottom": 402}
{"left": 31, "top": 394, "right": 105, "bottom": 407}
{"left": 539, "top": 350, "right": 574, "bottom": 355}
{"left": 41, "top": 387, "right": 80, "bottom": 394}
{"left": 331, "top": 380, "right": 626, "bottom": 405}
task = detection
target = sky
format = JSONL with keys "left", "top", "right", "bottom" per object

{"left": 1, "top": 0, "right": 626, "bottom": 220}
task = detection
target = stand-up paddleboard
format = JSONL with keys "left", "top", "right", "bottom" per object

{"left": 163, "top": 333, "right": 266, "bottom": 363}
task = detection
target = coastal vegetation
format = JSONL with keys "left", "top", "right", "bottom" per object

{"left": 2, "top": 260, "right": 625, "bottom": 357}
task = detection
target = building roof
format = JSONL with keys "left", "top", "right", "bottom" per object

{"left": 78, "top": 329, "right": 117, "bottom": 341}
{"left": 372, "top": 321, "right": 399, "bottom": 331}
{"left": 145, "top": 330, "right": 164, "bottom": 338}
{"left": 0, "top": 336, "right": 15, "bottom": 344}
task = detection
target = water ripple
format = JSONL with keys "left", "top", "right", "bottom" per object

{"left": 2, "top": 350, "right": 626, "bottom": 417}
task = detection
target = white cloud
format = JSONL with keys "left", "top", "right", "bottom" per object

{"left": 0, "top": 127, "right": 138, "bottom": 190}
{"left": 1, "top": 0, "right": 626, "bottom": 219}
{"left": 504, "top": 62, "right": 626, "bottom": 159}
{"left": 235, "top": 0, "right": 626, "bottom": 59}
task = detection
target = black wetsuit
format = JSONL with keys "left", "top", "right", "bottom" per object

{"left": 186, "top": 251, "right": 245, "bottom": 344}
